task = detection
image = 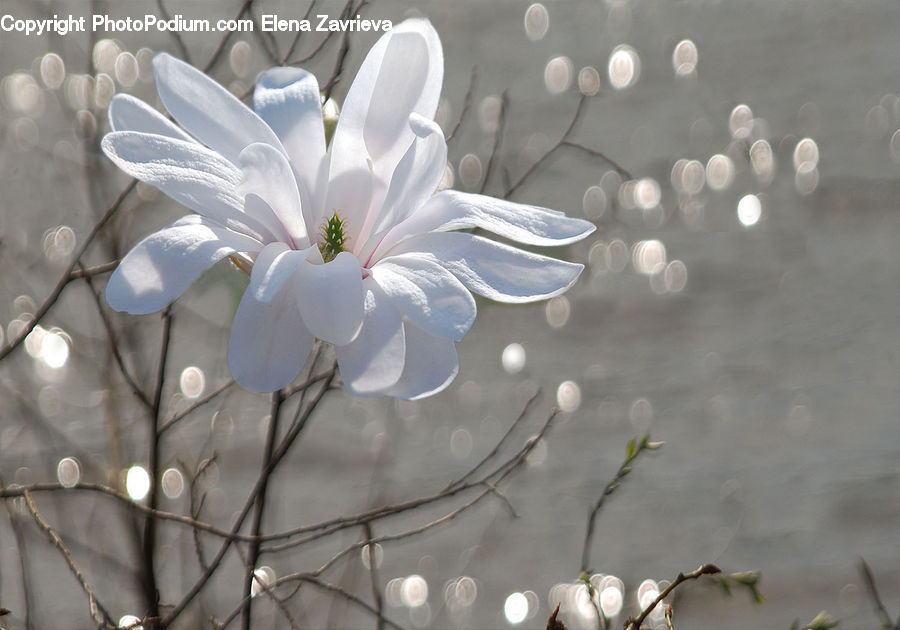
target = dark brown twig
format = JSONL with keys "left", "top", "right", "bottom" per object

{"left": 624, "top": 564, "right": 721, "bottom": 630}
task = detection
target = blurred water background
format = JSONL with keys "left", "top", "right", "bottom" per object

{"left": 2, "top": 1, "right": 900, "bottom": 628}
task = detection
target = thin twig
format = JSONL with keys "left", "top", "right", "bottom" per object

{"left": 157, "top": 379, "right": 235, "bottom": 435}
{"left": 68, "top": 260, "right": 119, "bottom": 279}
{"left": 446, "top": 67, "right": 477, "bottom": 144}
{"left": 624, "top": 564, "right": 721, "bottom": 630}
{"left": 156, "top": 0, "right": 191, "bottom": 63}
{"left": 561, "top": 140, "right": 633, "bottom": 179}
{"left": 203, "top": 0, "right": 254, "bottom": 73}
{"left": 281, "top": 0, "right": 319, "bottom": 64}
{"left": 364, "top": 522, "right": 384, "bottom": 630}
{"left": 0, "top": 179, "right": 137, "bottom": 362}
{"left": 22, "top": 490, "right": 117, "bottom": 628}
{"left": 480, "top": 90, "right": 509, "bottom": 195}
{"left": 580, "top": 434, "right": 662, "bottom": 572}
{"left": 859, "top": 558, "right": 895, "bottom": 629}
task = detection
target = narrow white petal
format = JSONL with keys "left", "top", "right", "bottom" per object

{"left": 250, "top": 242, "right": 317, "bottom": 303}
{"left": 384, "top": 324, "right": 458, "bottom": 400}
{"left": 295, "top": 251, "right": 364, "bottom": 345}
{"left": 387, "top": 232, "right": 585, "bottom": 303}
{"left": 153, "top": 53, "right": 284, "bottom": 163}
{"left": 101, "top": 131, "right": 276, "bottom": 242}
{"left": 371, "top": 255, "right": 475, "bottom": 341}
{"left": 363, "top": 115, "right": 448, "bottom": 244}
{"left": 254, "top": 67, "right": 327, "bottom": 223}
{"left": 328, "top": 18, "right": 442, "bottom": 231}
{"left": 238, "top": 143, "right": 308, "bottom": 248}
{"left": 372, "top": 190, "right": 596, "bottom": 259}
{"left": 334, "top": 279, "right": 405, "bottom": 396}
{"left": 228, "top": 279, "right": 313, "bottom": 393}
{"left": 106, "top": 215, "right": 262, "bottom": 314}
{"left": 108, "top": 94, "right": 194, "bottom": 141}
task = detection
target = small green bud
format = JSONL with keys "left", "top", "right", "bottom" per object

{"left": 319, "top": 211, "right": 350, "bottom": 263}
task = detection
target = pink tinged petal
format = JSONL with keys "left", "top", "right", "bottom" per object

{"left": 108, "top": 94, "right": 194, "bottom": 141}
{"left": 153, "top": 53, "right": 285, "bottom": 163}
{"left": 253, "top": 67, "right": 327, "bottom": 223}
{"left": 238, "top": 143, "right": 308, "bottom": 248}
{"left": 388, "top": 232, "right": 585, "bottom": 303}
{"left": 106, "top": 215, "right": 263, "bottom": 315}
{"left": 383, "top": 324, "right": 458, "bottom": 400}
{"left": 372, "top": 190, "right": 596, "bottom": 260}
{"left": 362, "top": 115, "right": 448, "bottom": 247}
{"left": 328, "top": 19, "right": 442, "bottom": 226}
{"left": 295, "top": 251, "right": 364, "bottom": 345}
{"left": 101, "top": 131, "right": 277, "bottom": 243}
{"left": 228, "top": 275, "right": 313, "bottom": 393}
{"left": 334, "top": 279, "right": 405, "bottom": 396}
{"left": 371, "top": 255, "right": 475, "bottom": 341}
{"left": 250, "top": 242, "right": 317, "bottom": 303}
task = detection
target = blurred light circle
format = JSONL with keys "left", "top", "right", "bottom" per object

{"left": 230, "top": 41, "right": 252, "bottom": 77}
{"left": 40, "top": 53, "right": 65, "bottom": 89}
{"left": 672, "top": 39, "right": 697, "bottom": 76}
{"left": 578, "top": 66, "right": 601, "bottom": 96}
{"left": 4, "top": 73, "right": 41, "bottom": 114}
{"left": 401, "top": 575, "right": 429, "bottom": 607}
{"left": 793, "top": 137, "right": 819, "bottom": 170}
{"left": 680, "top": 159, "right": 706, "bottom": 195}
{"left": 526, "top": 436, "right": 548, "bottom": 466}
{"left": 890, "top": 129, "right": 900, "bottom": 163}
{"left": 161, "top": 468, "right": 184, "bottom": 499}
{"left": 502, "top": 343, "right": 527, "bottom": 374}
{"left": 126, "top": 465, "right": 151, "bottom": 501}
{"left": 634, "top": 178, "right": 661, "bottom": 209}
{"left": 705, "top": 154, "right": 735, "bottom": 191}
{"left": 458, "top": 153, "right": 483, "bottom": 189}
{"left": 544, "top": 56, "right": 573, "bottom": 94}
{"left": 136, "top": 48, "right": 154, "bottom": 82}
{"left": 93, "top": 39, "right": 120, "bottom": 73}
{"left": 57, "top": 457, "right": 81, "bottom": 488}
{"left": 41, "top": 330, "right": 69, "bottom": 368}
{"left": 545, "top": 296, "right": 571, "bottom": 328}
{"left": 456, "top": 577, "right": 477, "bottom": 606}
{"left": 437, "top": 164, "right": 454, "bottom": 191}
{"left": 450, "top": 427, "right": 473, "bottom": 459}
{"left": 524, "top": 3, "right": 550, "bottom": 41}
{"left": 664, "top": 260, "right": 688, "bottom": 293}
{"left": 361, "top": 543, "right": 384, "bottom": 569}
{"left": 556, "top": 380, "right": 582, "bottom": 412}
{"left": 629, "top": 398, "right": 653, "bottom": 431}
{"left": 504, "top": 592, "right": 529, "bottom": 625}
{"left": 608, "top": 45, "right": 640, "bottom": 90}
{"left": 795, "top": 164, "right": 819, "bottom": 195}
{"left": 385, "top": 578, "right": 404, "bottom": 607}
{"left": 637, "top": 579, "right": 660, "bottom": 609}
{"left": 749, "top": 139, "right": 775, "bottom": 184}
{"left": 606, "top": 238, "right": 629, "bottom": 272}
{"left": 115, "top": 52, "right": 138, "bottom": 87}
{"left": 250, "top": 566, "right": 276, "bottom": 597}
{"left": 179, "top": 366, "right": 205, "bottom": 399}
{"left": 737, "top": 194, "right": 762, "bottom": 227}
{"left": 94, "top": 72, "right": 116, "bottom": 109}
{"left": 118, "top": 615, "right": 142, "bottom": 630}
{"left": 729, "top": 104, "right": 753, "bottom": 139}
{"left": 582, "top": 185, "right": 608, "bottom": 219}
{"left": 632, "top": 240, "right": 666, "bottom": 275}
{"left": 478, "top": 95, "right": 502, "bottom": 132}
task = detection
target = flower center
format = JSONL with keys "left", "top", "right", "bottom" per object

{"left": 318, "top": 211, "right": 349, "bottom": 263}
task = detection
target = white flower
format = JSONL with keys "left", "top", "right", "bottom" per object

{"left": 101, "top": 19, "right": 595, "bottom": 399}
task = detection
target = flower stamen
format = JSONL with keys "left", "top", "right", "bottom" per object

{"left": 319, "top": 211, "right": 350, "bottom": 263}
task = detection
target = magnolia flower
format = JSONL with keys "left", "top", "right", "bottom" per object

{"left": 102, "top": 18, "right": 595, "bottom": 399}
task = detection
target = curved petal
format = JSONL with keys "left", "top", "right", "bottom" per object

{"left": 328, "top": 18, "right": 442, "bottom": 232}
{"left": 101, "top": 131, "right": 277, "bottom": 243}
{"left": 371, "top": 255, "right": 475, "bottom": 341}
{"left": 106, "top": 215, "right": 263, "bottom": 314}
{"left": 295, "top": 251, "right": 364, "bottom": 345}
{"left": 238, "top": 143, "right": 307, "bottom": 248}
{"left": 228, "top": 276, "right": 313, "bottom": 393}
{"left": 153, "top": 53, "right": 285, "bottom": 163}
{"left": 254, "top": 67, "right": 327, "bottom": 224}
{"left": 334, "top": 279, "right": 405, "bottom": 396}
{"left": 361, "top": 114, "right": 447, "bottom": 248}
{"left": 383, "top": 324, "right": 458, "bottom": 400}
{"left": 108, "top": 94, "right": 194, "bottom": 141}
{"left": 371, "top": 189, "right": 597, "bottom": 260}
{"left": 387, "top": 232, "right": 585, "bottom": 303}
{"left": 250, "top": 242, "right": 317, "bottom": 303}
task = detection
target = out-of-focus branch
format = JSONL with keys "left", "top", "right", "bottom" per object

{"left": 446, "top": 66, "right": 477, "bottom": 144}
{"left": 624, "top": 564, "right": 721, "bottom": 630}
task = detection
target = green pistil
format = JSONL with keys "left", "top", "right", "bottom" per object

{"left": 319, "top": 211, "right": 349, "bottom": 263}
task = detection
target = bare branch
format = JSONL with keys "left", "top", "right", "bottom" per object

{"left": 624, "top": 564, "right": 721, "bottom": 630}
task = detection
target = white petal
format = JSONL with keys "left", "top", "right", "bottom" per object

{"left": 153, "top": 53, "right": 284, "bottom": 163}
{"left": 362, "top": 115, "right": 447, "bottom": 246}
{"left": 250, "top": 242, "right": 317, "bottom": 303}
{"left": 108, "top": 94, "right": 194, "bottom": 141}
{"left": 383, "top": 324, "right": 458, "bottom": 400}
{"left": 238, "top": 143, "right": 308, "bottom": 248}
{"left": 334, "top": 279, "right": 405, "bottom": 396}
{"left": 328, "top": 19, "right": 442, "bottom": 233}
{"left": 106, "top": 215, "right": 262, "bottom": 314}
{"left": 295, "top": 251, "right": 364, "bottom": 345}
{"left": 228, "top": 277, "right": 313, "bottom": 393}
{"left": 371, "top": 190, "right": 596, "bottom": 259}
{"left": 371, "top": 255, "right": 475, "bottom": 341}
{"left": 101, "top": 131, "right": 276, "bottom": 242}
{"left": 254, "top": 67, "right": 327, "bottom": 224}
{"left": 387, "top": 232, "right": 585, "bottom": 303}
